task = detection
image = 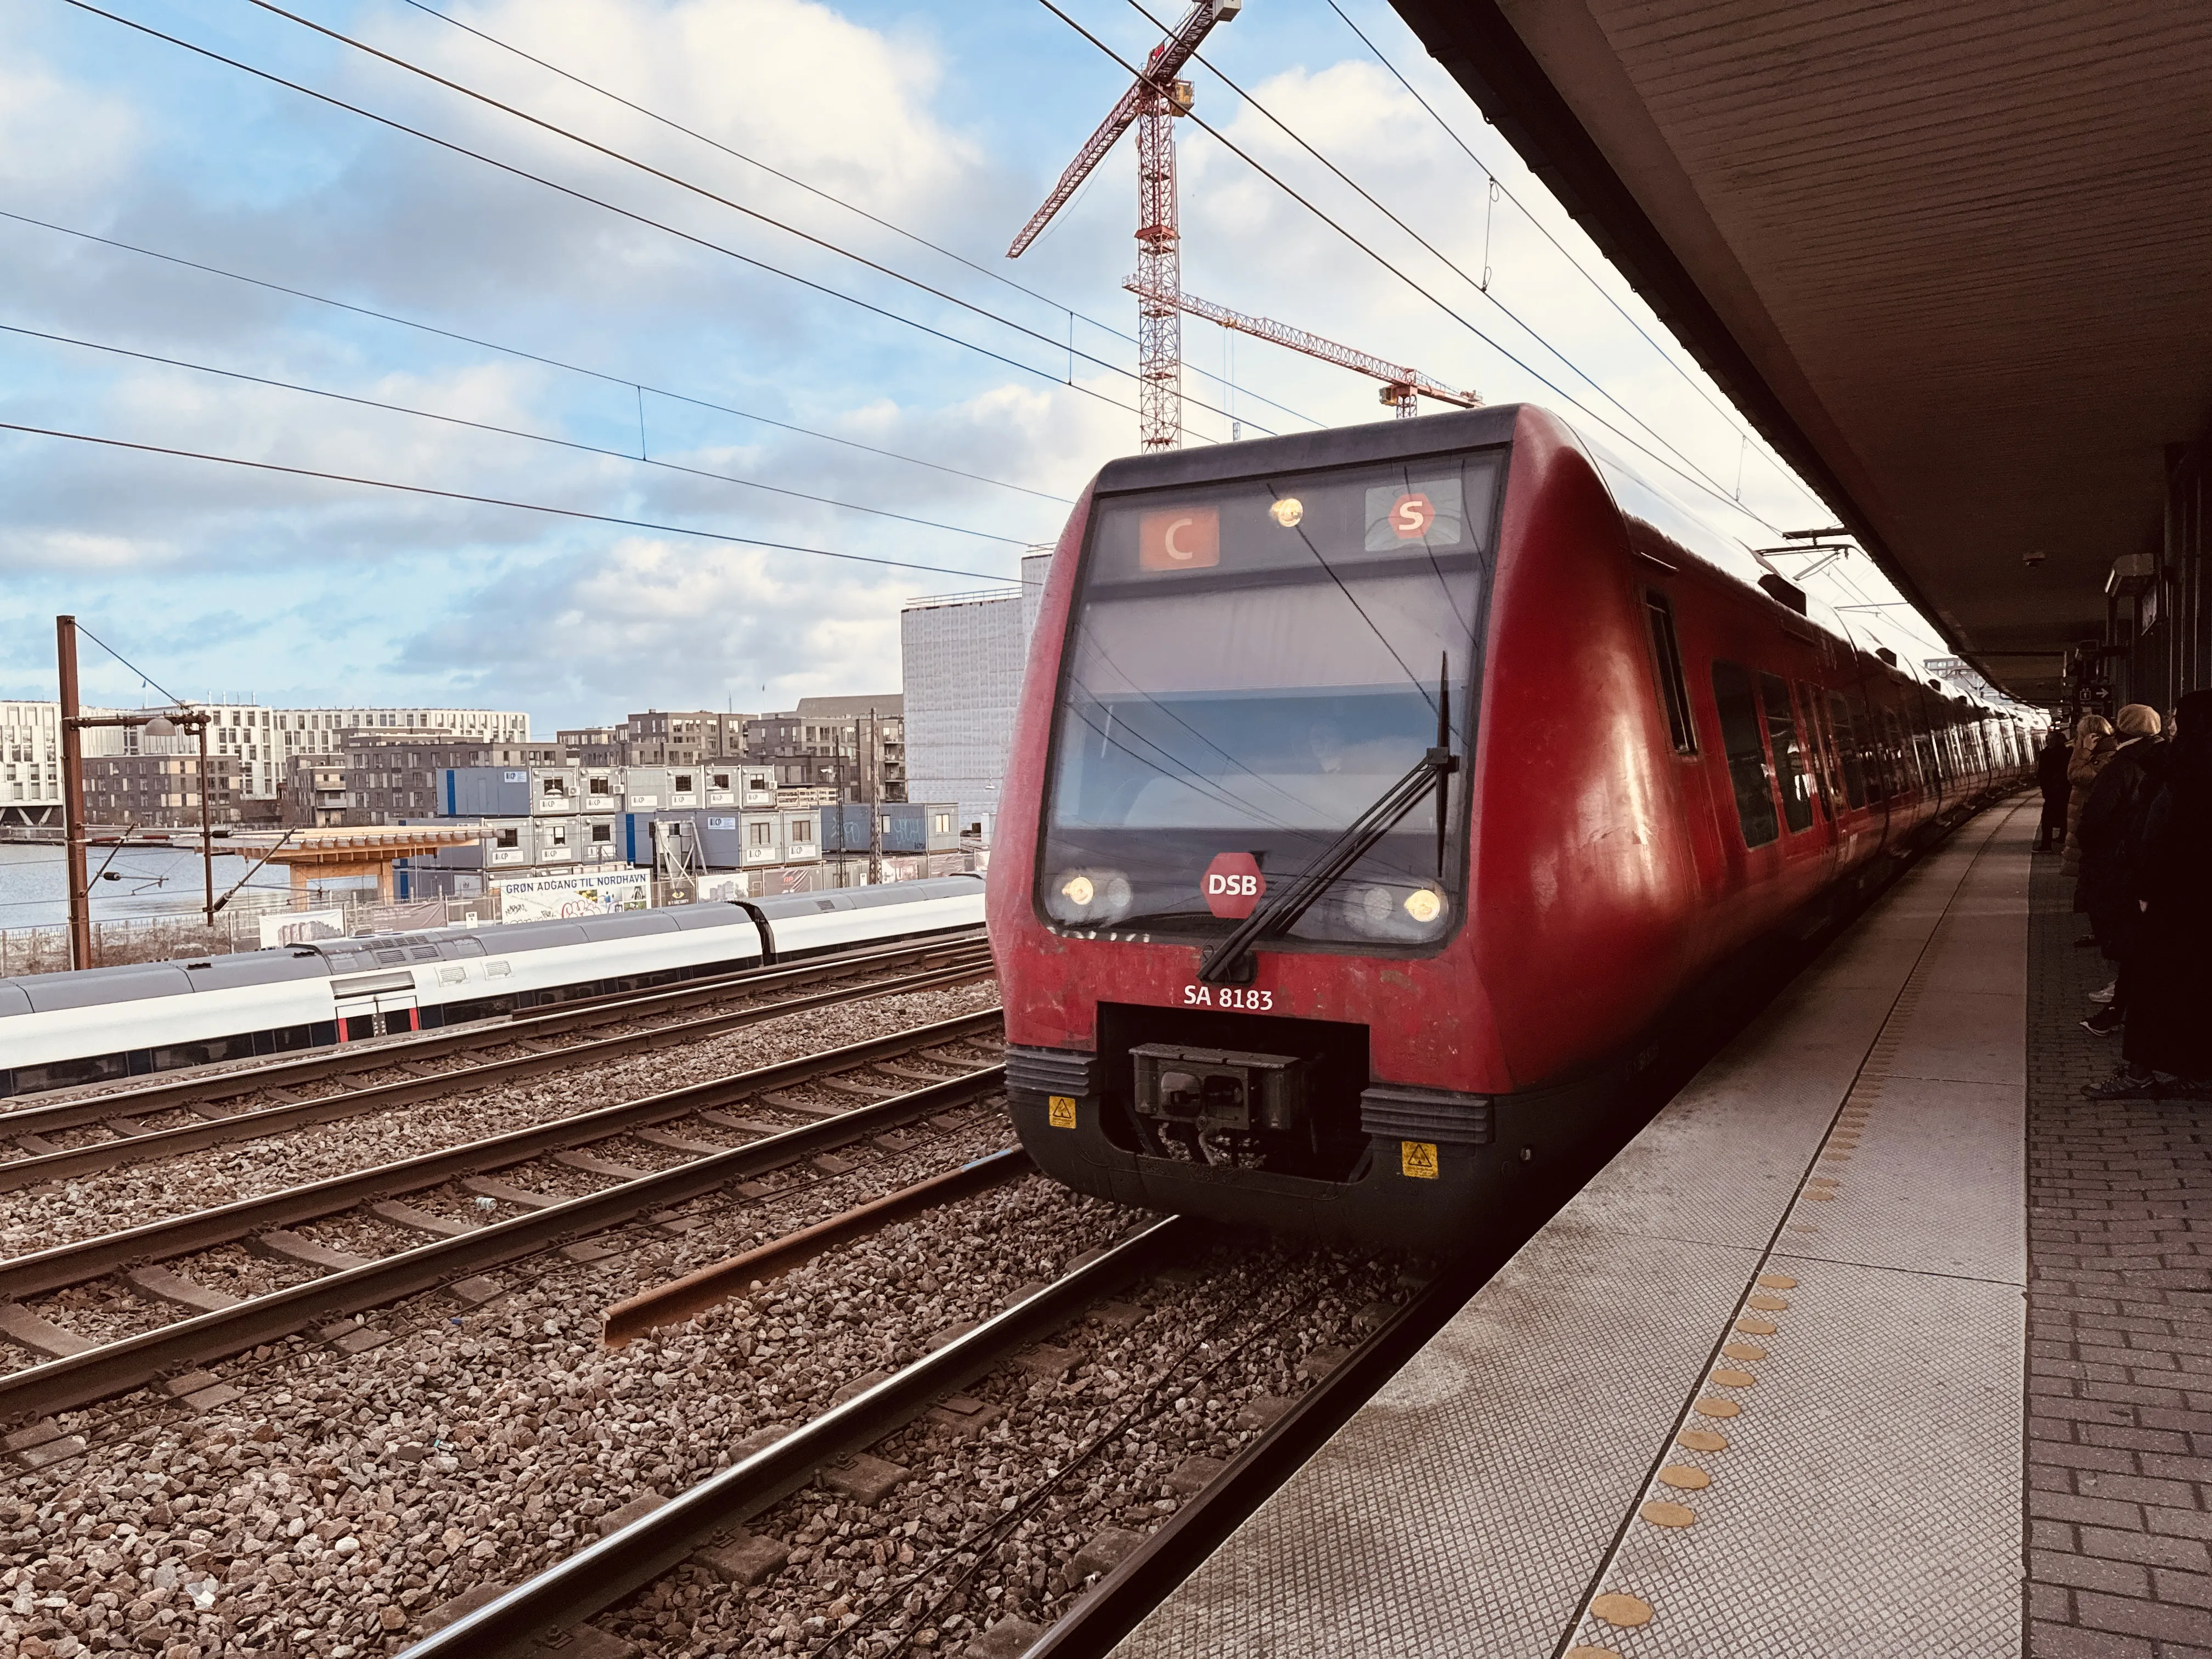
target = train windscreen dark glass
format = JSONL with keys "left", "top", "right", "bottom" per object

{"left": 1040, "top": 450, "right": 1502, "bottom": 946}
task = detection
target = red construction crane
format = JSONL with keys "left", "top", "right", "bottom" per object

{"left": 1129, "top": 275, "right": 1481, "bottom": 418}
{"left": 1008, "top": 0, "right": 1244, "bottom": 452}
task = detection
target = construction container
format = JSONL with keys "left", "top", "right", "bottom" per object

{"left": 439, "top": 766, "right": 581, "bottom": 817}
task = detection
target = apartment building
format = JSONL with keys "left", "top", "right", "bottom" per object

{"left": 1, "top": 701, "right": 62, "bottom": 825}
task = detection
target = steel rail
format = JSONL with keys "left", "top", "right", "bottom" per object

{"left": 398, "top": 1215, "right": 1193, "bottom": 1659}
{"left": 0, "top": 929, "right": 989, "bottom": 1137}
{"left": 1014, "top": 1261, "right": 1479, "bottom": 1658}
{"left": 602, "top": 1146, "right": 1034, "bottom": 1347}
{"left": 0, "top": 1009, "right": 1003, "bottom": 1304}
{"left": 0, "top": 1053, "right": 1011, "bottom": 1422}
{"left": 0, "top": 955, "right": 996, "bottom": 1192}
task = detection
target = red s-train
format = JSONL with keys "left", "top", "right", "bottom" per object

{"left": 988, "top": 405, "right": 2030, "bottom": 1248}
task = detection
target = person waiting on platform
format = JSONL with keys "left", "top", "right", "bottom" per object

{"left": 2063, "top": 713, "right": 2118, "bottom": 879}
{"left": 2035, "top": 728, "right": 2072, "bottom": 851}
{"left": 2076, "top": 704, "right": 2170, "bottom": 1041}
{"left": 2085, "top": 690, "right": 2212, "bottom": 1100}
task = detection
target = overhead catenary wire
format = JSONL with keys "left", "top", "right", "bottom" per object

{"left": 1120, "top": 0, "right": 1749, "bottom": 503}
{"left": 391, "top": 0, "right": 1318, "bottom": 433}
{"left": 1029, "top": 0, "right": 1801, "bottom": 533}
{"left": 62, "top": 0, "right": 1269, "bottom": 445}
{"left": 1319, "top": 0, "right": 1824, "bottom": 514}
{"left": 0, "top": 207, "right": 1072, "bottom": 506}
{"left": 0, "top": 320, "right": 1041, "bottom": 547}
{"left": 0, "top": 419, "right": 1047, "bottom": 589}
{"left": 74, "top": 625, "right": 188, "bottom": 708}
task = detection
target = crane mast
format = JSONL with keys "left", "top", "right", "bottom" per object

{"left": 1009, "top": 0, "right": 1243, "bottom": 452}
{"left": 1015, "top": 0, "right": 1480, "bottom": 445}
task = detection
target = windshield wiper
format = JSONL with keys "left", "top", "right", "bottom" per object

{"left": 1198, "top": 658, "right": 1459, "bottom": 986}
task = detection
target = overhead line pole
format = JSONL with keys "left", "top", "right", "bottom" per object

{"left": 56, "top": 618, "right": 92, "bottom": 972}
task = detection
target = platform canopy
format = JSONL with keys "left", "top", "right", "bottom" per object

{"left": 1388, "top": 0, "right": 2212, "bottom": 702}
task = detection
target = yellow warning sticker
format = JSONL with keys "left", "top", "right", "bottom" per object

{"left": 1400, "top": 1139, "right": 1440, "bottom": 1179}
{"left": 1047, "top": 1095, "right": 1077, "bottom": 1129}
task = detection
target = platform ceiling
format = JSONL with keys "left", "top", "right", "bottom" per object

{"left": 1388, "top": 0, "right": 2212, "bottom": 702}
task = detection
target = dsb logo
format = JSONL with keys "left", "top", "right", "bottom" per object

{"left": 1202, "top": 851, "right": 1265, "bottom": 919}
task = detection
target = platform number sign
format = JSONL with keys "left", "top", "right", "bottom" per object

{"left": 1048, "top": 1095, "right": 1077, "bottom": 1129}
{"left": 1202, "top": 851, "right": 1266, "bottom": 919}
{"left": 1401, "top": 1139, "right": 1440, "bottom": 1180}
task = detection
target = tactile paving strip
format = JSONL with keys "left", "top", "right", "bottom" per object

{"left": 1117, "top": 1226, "right": 1759, "bottom": 1658}
{"left": 1560, "top": 1261, "right": 2022, "bottom": 1658}
{"left": 1561, "top": 807, "right": 2028, "bottom": 1659}
{"left": 1115, "top": 813, "right": 2028, "bottom": 1659}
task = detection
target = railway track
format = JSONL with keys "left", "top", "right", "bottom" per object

{"left": 0, "top": 938, "right": 995, "bottom": 1190}
{"left": 0, "top": 1011, "right": 1006, "bottom": 1423}
{"left": 388, "top": 1212, "right": 1468, "bottom": 1659}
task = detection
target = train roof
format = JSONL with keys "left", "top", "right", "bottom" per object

{"left": 747, "top": 873, "right": 983, "bottom": 923}
{"left": 0, "top": 877, "right": 981, "bottom": 1010}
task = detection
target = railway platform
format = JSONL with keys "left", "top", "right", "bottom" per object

{"left": 1114, "top": 800, "right": 2205, "bottom": 1658}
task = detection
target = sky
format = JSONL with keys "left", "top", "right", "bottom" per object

{"left": 0, "top": 0, "right": 1946, "bottom": 730}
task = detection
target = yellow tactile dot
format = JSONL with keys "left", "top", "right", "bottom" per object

{"left": 1657, "top": 1464, "right": 1711, "bottom": 1491}
{"left": 1747, "top": 1293, "right": 1790, "bottom": 1312}
{"left": 1693, "top": 1396, "right": 1741, "bottom": 1419}
{"left": 1758, "top": 1274, "right": 1797, "bottom": 1289}
{"left": 1711, "top": 1368, "right": 1757, "bottom": 1387}
{"left": 1565, "top": 1650, "right": 1623, "bottom": 1659}
{"left": 1678, "top": 1427, "right": 1728, "bottom": 1452}
{"left": 1803, "top": 1189, "right": 1838, "bottom": 1201}
{"left": 1735, "top": 1316, "right": 1778, "bottom": 1335}
{"left": 1590, "top": 1594, "right": 1654, "bottom": 1629}
{"left": 1723, "top": 1341, "right": 1767, "bottom": 1361}
{"left": 1640, "top": 1500, "right": 1696, "bottom": 1528}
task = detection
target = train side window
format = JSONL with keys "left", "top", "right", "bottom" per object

{"left": 1796, "top": 682, "right": 1838, "bottom": 816}
{"left": 1826, "top": 691, "right": 1868, "bottom": 808}
{"left": 1710, "top": 661, "right": 1779, "bottom": 848}
{"left": 1758, "top": 671, "right": 1816, "bottom": 832}
{"left": 1641, "top": 590, "right": 1697, "bottom": 754}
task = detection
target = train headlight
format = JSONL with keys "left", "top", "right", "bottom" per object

{"left": 1047, "top": 868, "right": 1133, "bottom": 926}
{"left": 1341, "top": 881, "right": 1449, "bottom": 940}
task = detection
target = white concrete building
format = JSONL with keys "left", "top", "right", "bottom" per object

{"left": 84, "top": 704, "right": 531, "bottom": 803}
{"left": 899, "top": 550, "right": 1052, "bottom": 834}
{"left": 1, "top": 701, "right": 63, "bottom": 824}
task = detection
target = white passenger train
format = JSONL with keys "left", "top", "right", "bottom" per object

{"left": 0, "top": 876, "right": 985, "bottom": 1099}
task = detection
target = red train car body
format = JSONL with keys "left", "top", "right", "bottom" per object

{"left": 989, "top": 405, "right": 2029, "bottom": 1248}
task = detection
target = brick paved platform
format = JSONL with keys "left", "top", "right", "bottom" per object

{"left": 2027, "top": 846, "right": 2212, "bottom": 1659}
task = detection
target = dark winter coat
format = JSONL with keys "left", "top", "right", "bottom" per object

{"left": 2123, "top": 691, "right": 2212, "bottom": 1080}
{"left": 2076, "top": 737, "right": 2171, "bottom": 955}
{"left": 2038, "top": 738, "right": 2072, "bottom": 804}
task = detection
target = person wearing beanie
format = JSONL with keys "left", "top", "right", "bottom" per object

{"left": 2087, "top": 689, "right": 2212, "bottom": 1098}
{"left": 2063, "top": 712, "right": 2118, "bottom": 877}
{"left": 2076, "top": 704, "right": 2170, "bottom": 1040}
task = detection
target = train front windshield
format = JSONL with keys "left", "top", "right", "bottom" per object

{"left": 1039, "top": 447, "right": 1502, "bottom": 950}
